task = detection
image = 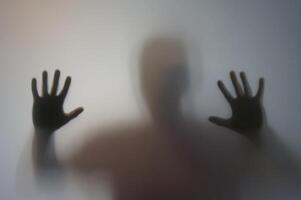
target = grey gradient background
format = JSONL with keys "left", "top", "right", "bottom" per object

{"left": 0, "top": 0, "right": 300, "bottom": 199}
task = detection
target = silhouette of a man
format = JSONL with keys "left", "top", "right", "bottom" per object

{"left": 31, "top": 37, "right": 299, "bottom": 200}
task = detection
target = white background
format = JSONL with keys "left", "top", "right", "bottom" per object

{"left": 0, "top": 0, "right": 300, "bottom": 199}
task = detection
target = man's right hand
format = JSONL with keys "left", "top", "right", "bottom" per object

{"left": 32, "top": 70, "right": 84, "bottom": 133}
{"left": 209, "top": 71, "right": 265, "bottom": 140}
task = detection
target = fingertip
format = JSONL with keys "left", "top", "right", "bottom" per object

{"left": 208, "top": 117, "right": 213, "bottom": 123}
{"left": 218, "top": 80, "right": 227, "bottom": 90}
{"left": 64, "top": 76, "right": 71, "bottom": 87}
{"left": 259, "top": 78, "right": 265, "bottom": 88}
{"left": 217, "top": 80, "right": 223, "bottom": 88}
{"left": 78, "top": 107, "right": 84, "bottom": 113}
{"left": 31, "top": 78, "right": 39, "bottom": 98}
{"left": 208, "top": 116, "right": 216, "bottom": 122}
{"left": 31, "top": 78, "right": 37, "bottom": 89}
{"left": 54, "top": 69, "right": 60, "bottom": 76}
{"left": 208, "top": 117, "right": 220, "bottom": 125}
{"left": 75, "top": 107, "right": 84, "bottom": 115}
{"left": 42, "top": 71, "right": 48, "bottom": 83}
{"left": 66, "top": 76, "right": 71, "bottom": 83}
{"left": 230, "top": 71, "right": 237, "bottom": 80}
{"left": 69, "top": 107, "right": 84, "bottom": 119}
{"left": 255, "top": 77, "right": 265, "bottom": 99}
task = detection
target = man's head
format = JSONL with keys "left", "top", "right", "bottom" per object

{"left": 139, "top": 36, "right": 189, "bottom": 121}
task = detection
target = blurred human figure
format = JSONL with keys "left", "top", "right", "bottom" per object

{"left": 30, "top": 38, "right": 301, "bottom": 200}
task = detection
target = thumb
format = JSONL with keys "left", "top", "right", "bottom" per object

{"left": 66, "top": 107, "right": 84, "bottom": 122}
{"left": 209, "top": 116, "right": 230, "bottom": 128}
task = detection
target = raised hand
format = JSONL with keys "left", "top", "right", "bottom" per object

{"left": 209, "top": 71, "right": 265, "bottom": 136}
{"left": 32, "top": 70, "right": 83, "bottom": 133}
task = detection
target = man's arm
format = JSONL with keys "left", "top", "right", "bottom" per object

{"left": 209, "top": 71, "right": 301, "bottom": 178}
{"left": 31, "top": 70, "right": 83, "bottom": 174}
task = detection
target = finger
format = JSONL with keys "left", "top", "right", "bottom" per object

{"left": 209, "top": 116, "right": 231, "bottom": 128}
{"left": 255, "top": 78, "right": 264, "bottom": 101}
{"left": 59, "top": 76, "right": 71, "bottom": 100}
{"left": 230, "top": 71, "right": 244, "bottom": 97}
{"left": 217, "top": 80, "right": 234, "bottom": 103}
{"left": 42, "top": 71, "right": 48, "bottom": 96}
{"left": 31, "top": 78, "right": 39, "bottom": 99}
{"left": 66, "top": 107, "right": 84, "bottom": 122}
{"left": 51, "top": 70, "right": 60, "bottom": 96}
{"left": 240, "top": 72, "right": 253, "bottom": 97}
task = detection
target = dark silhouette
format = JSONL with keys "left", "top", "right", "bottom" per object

{"left": 209, "top": 71, "right": 265, "bottom": 141}
{"left": 32, "top": 71, "right": 83, "bottom": 173}
{"left": 32, "top": 70, "right": 83, "bottom": 132}
{"left": 30, "top": 37, "right": 301, "bottom": 200}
